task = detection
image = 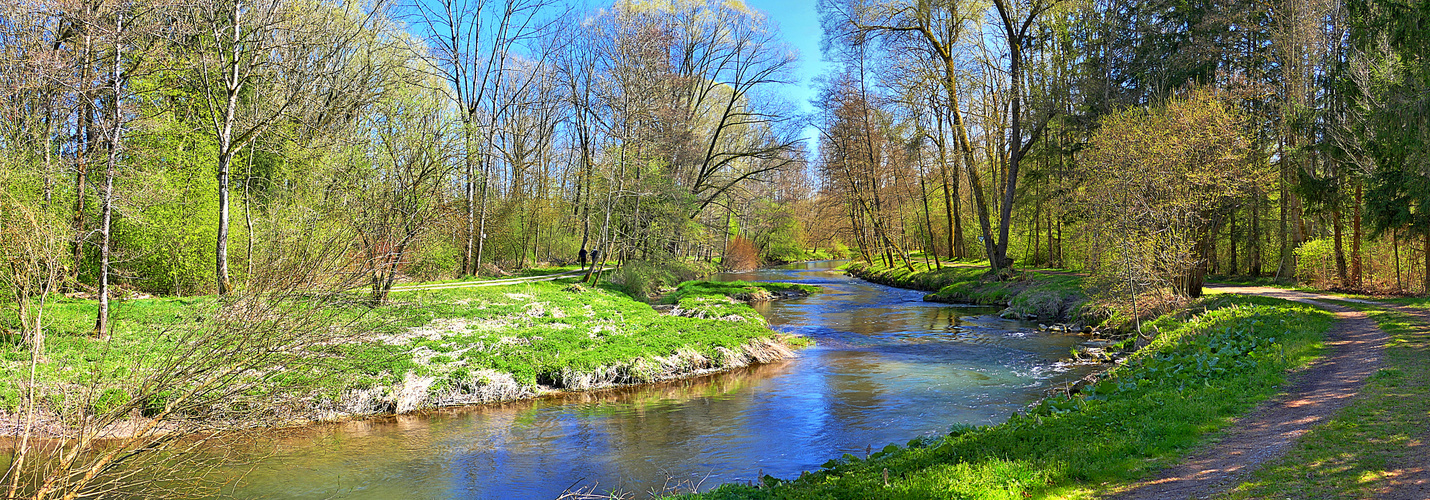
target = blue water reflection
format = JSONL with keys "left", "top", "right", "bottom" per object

{"left": 222, "top": 261, "right": 1088, "bottom": 499}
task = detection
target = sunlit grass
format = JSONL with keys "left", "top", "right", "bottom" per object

{"left": 687, "top": 294, "right": 1332, "bottom": 499}
{"left": 0, "top": 277, "right": 807, "bottom": 416}
{"left": 1221, "top": 301, "right": 1430, "bottom": 499}
{"left": 846, "top": 261, "right": 1087, "bottom": 322}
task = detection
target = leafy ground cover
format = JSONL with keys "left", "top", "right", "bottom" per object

{"left": 845, "top": 261, "right": 1087, "bottom": 323}
{"left": 687, "top": 294, "right": 1332, "bottom": 499}
{"left": 0, "top": 277, "right": 808, "bottom": 422}
{"left": 1220, "top": 299, "right": 1430, "bottom": 499}
{"left": 661, "top": 280, "right": 820, "bottom": 321}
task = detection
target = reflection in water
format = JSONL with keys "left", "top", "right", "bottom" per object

{"left": 215, "top": 261, "right": 1090, "bottom": 499}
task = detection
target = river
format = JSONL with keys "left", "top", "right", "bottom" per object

{"left": 215, "top": 260, "right": 1091, "bottom": 499}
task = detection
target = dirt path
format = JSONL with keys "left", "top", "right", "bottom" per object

{"left": 1107, "top": 286, "right": 1388, "bottom": 500}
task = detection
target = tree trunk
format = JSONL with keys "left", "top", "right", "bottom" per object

{"left": 1277, "top": 138, "right": 1290, "bottom": 279}
{"left": 463, "top": 149, "right": 475, "bottom": 277}
{"left": 1333, "top": 209, "right": 1348, "bottom": 287}
{"left": 474, "top": 155, "right": 490, "bottom": 275}
{"left": 1352, "top": 181, "right": 1363, "bottom": 288}
{"left": 991, "top": 17, "right": 1024, "bottom": 272}
{"left": 95, "top": 27, "right": 122, "bottom": 339}
{"left": 1251, "top": 187, "right": 1263, "bottom": 276}
{"left": 217, "top": 149, "right": 233, "bottom": 295}
{"left": 1183, "top": 229, "right": 1211, "bottom": 299}
{"left": 1228, "top": 209, "right": 1239, "bottom": 276}
{"left": 244, "top": 154, "right": 255, "bottom": 280}
{"left": 918, "top": 164, "right": 941, "bottom": 269}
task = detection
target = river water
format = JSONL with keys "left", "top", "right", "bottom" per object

{"left": 217, "top": 261, "right": 1090, "bottom": 499}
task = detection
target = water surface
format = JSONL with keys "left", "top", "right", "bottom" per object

{"left": 218, "top": 260, "right": 1088, "bottom": 499}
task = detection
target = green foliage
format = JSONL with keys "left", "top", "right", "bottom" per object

{"left": 687, "top": 295, "right": 1332, "bottom": 499}
{"left": 847, "top": 262, "right": 1087, "bottom": 322}
{"left": 1076, "top": 88, "right": 1252, "bottom": 298}
{"left": 665, "top": 280, "right": 819, "bottom": 320}
{"left": 762, "top": 216, "right": 809, "bottom": 264}
{"left": 404, "top": 233, "right": 462, "bottom": 281}
{"left": 0, "top": 279, "right": 805, "bottom": 417}
{"left": 1293, "top": 238, "right": 1338, "bottom": 286}
{"left": 610, "top": 260, "right": 712, "bottom": 301}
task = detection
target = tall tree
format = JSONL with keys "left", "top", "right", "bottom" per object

{"left": 188, "top": 0, "right": 391, "bottom": 294}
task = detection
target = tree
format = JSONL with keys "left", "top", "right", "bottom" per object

{"left": 407, "top": 0, "right": 562, "bottom": 278}
{"left": 187, "top": 0, "right": 393, "bottom": 295}
{"left": 1350, "top": 0, "right": 1430, "bottom": 292}
{"left": 344, "top": 89, "right": 456, "bottom": 305}
{"left": 826, "top": 0, "right": 1059, "bottom": 272}
{"left": 1077, "top": 88, "right": 1252, "bottom": 299}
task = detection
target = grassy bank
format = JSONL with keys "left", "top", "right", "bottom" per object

{"left": 845, "top": 261, "right": 1087, "bottom": 323}
{"left": 0, "top": 277, "right": 811, "bottom": 426}
{"left": 1220, "top": 299, "right": 1430, "bottom": 499}
{"left": 660, "top": 280, "right": 820, "bottom": 321}
{"left": 687, "top": 294, "right": 1332, "bottom": 499}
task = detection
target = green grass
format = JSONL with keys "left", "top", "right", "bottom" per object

{"left": 846, "top": 261, "right": 1087, "bottom": 322}
{"left": 662, "top": 280, "right": 820, "bottom": 321}
{"left": 687, "top": 294, "right": 1333, "bottom": 499}
{"left": 0, "top": 277, "right": 806, "bottom": 417}
{"left": 1220, "top": 299, "right": 1430, "bottom": 499}
{"left": 393, "top": 265, "right": 587, "bottom": 286}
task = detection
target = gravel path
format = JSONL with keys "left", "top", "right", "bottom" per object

{"left": 1106, "top": 286, "right": 1388, "bottom": 500}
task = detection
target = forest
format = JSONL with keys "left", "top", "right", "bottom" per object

{"left": 2, "top": 0, "right": 1430, "bottom": 496}
{"left": 3, "top": 0, "right": 1427, "bottom": 324}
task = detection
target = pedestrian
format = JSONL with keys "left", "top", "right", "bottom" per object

{"left": 590, "top": 249, "right": 601, "bottom": 267}
{"left": 578, "top": 247, "right": 588, "bottom": 270}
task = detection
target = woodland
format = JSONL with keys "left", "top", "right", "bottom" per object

{"left": 2, "top": 0, "right": 1429, "bottom": 496}
{"left": 3, "top": 0, "right": 1428, "bottom": 334}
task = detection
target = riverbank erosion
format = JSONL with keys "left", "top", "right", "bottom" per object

{"left": 0, "top": 279, "right": 813, "bottom": 436}
{"left": 687, "top": 292, "right": 1336, "bottom": 499}
{"left": 844, "top": 262, "right": 1088, "bottom": 324}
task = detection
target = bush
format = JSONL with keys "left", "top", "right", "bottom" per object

{"left": 723, "top": 236, "right": 760, "bottom": 271}
{"left": 1294, "top": 238, "right": 1336, "bottom": 286}
{"left": 610, "top": 260, "right": 707, "bottom": 301}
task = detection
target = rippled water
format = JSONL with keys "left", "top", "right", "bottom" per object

{"left": 216, "top": 261, "right": 1090, "bottom": 499}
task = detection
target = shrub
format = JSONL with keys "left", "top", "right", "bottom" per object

{"left": 1294, "top": 238, "right": 1336, "bottom": 286}
{"left": 723, "top": 236, "right": 760, "bottom": 271}
{"left": 611, "top": 260, "right": 706, "bottom": 300}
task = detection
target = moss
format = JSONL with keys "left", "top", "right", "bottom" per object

{"left": 846, "top": 262, "right": 1087, "bottom": 322}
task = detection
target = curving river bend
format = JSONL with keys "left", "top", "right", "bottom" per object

{"left": 218, "top": 261, "right": 1091, "bottom": 499}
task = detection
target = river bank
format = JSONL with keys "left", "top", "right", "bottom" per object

{"left": 0, "top": 277, "right": 814, "bottom": 436}
{"left": 182, "top": 259, "right": 1102, "bottom": 499}
{"left": 844, "top": 261, "right": 1090, "bottom": 324}
{"left": 688, "top": 287, "right": 1335, "bottom": 499}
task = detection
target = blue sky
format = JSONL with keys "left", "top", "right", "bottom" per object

{"left": 745, "top": 0, "right": 832, "bottom": 147}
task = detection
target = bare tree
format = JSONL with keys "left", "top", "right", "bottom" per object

{"left": 344, "top": 90, "right": 457, "bottom": 305}
{"left": 407, "top": 0, "right": 562, "bottom": 277}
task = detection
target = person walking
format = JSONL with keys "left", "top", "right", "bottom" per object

{"left": 578, "top": 247, "right": 588, "bottom": 270}
{"left": 590, "top": 249, "right": 601, "bottom": 267}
